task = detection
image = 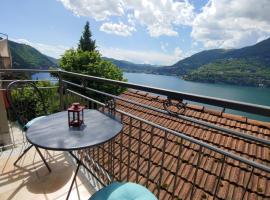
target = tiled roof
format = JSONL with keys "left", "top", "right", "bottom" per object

{"left": 80, "top": 89, "right": 270, "bottom": 200}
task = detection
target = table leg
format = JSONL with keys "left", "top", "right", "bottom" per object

{"left": 35, "top": 146, "right": 52, "bottom": 172}
{"left": 69, "top": 151, "right": 106, "bottom": 188}
{"left": 66, "top": 160, "right": 81, "bottom": 200}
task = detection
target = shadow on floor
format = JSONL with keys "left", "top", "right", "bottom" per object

{"left": 26, "top": 160, "right": 73, "bottom": 194}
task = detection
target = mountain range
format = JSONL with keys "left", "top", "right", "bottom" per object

{"left": 7, "top": 37, "right": 270, "bottom": 87}
{"left": 102, "top": 57, "right": 159, "bottom": 73}
{"left": 157, "top": 37, "right": 270, "bottom": 75}
{"left": 8, "top": 40, "right": 58, "bottom": 69}
{"left": 174, "top": 38, "right": 270, "bottom": 87}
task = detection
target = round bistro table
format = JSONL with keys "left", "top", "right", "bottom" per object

{"left": 26, "top": 109, "right": 123, "bottom": 200}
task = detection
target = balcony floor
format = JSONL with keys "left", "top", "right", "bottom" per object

{"left": 0, "top": 143, "right": 94, "bottom": 200}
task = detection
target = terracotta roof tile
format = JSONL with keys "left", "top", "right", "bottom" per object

{"left": 79, "top": 89, "right": 270, "bottom": 199}
{"left": 247, "top": 119, "right": 270, "bottom": 129}
{"left": 222, "top": 113, "right": 248, "bottom": 123}
{"left": 203, "top": 107, "right": 223, "bottom": 116}
{"left": 186, "top": 104, "right": 204, "bottom": 111}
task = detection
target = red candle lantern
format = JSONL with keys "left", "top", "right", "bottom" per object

{"left": 68, "top": 102, "right": 84, "bottom": 127}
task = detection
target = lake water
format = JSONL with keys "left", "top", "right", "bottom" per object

{"left": 124, "top": 73, "right": 270, "bottom": 122}
{"left": 32, "top": 72, "right": 270, "bottom": 121}
{"left": 32, "top": 73, "right": 53, "bottom": 80}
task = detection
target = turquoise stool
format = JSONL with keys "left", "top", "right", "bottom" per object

{"left": 89, "top": 182, "right": 157, "bottom": 200}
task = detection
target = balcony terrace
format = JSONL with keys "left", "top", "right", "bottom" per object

{"left": 1, "top": 69, "right": 270, "bottom": 200}
{"left": 0, "top": 141, "right": 93, "bottom": 200}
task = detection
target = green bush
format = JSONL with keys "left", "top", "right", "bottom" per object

{"left": 8, "top": 81, "right": 59, "bottom": 124}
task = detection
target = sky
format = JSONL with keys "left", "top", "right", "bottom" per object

{"left": 1, "top": 0, "right": 270, "bottom": 65}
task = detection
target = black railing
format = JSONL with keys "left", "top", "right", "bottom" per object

{"left": 2, "top": 68, "right": 270, "bottom": 117}
{"left": 1, "top": 68, "right": 270, "bottom": 200}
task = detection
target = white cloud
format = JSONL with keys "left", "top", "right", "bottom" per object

{"left": 99, "top": 46, "right": 184, "bottom": 65}
{"left": 191, "top": 0, "right": 270, "bottom": 48}
{"left": 130, "top": 0, "right": 194, "bottom": 37}
{"left": 58, "top": 0, "right": 195, "bottom": 37}
{"left": 100, "top": 22, "right": 136, "bottom": 36}
{"left": 12, "top": 38, "right": 185, "bottom": 65}
{"left": 127, "top": 13, "right": 136, "bottom": 26}
{"left": 57, "top": 0, "right": 124, "bottom": 20}
{"left": 12, "top": 38, "right": 69, "bottom": 58}
{"left": 174, "top": 47, "right": 183, "bottom": 57}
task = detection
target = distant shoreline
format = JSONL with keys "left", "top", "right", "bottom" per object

{"left": 123, "top": 71, "right": 269, "bottom": 89}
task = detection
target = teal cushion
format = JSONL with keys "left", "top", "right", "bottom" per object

{"left": 89, "top": 182, "right": 157, "bottom": 200}
{"left": 23, "top": 116, "right": 46, "bottom": 130}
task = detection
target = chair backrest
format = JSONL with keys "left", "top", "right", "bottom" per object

{"left": 6, "top": 81, "right": 47, "bottom": 127}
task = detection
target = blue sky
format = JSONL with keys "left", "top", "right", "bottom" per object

{"left": 1, "top": 0, "right": 270, "bottom": 65}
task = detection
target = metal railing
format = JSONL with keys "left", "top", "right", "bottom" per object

{"left": 1, "top": 69, "right": 270, "bottom": 200}
{"left": 65, "top": 89, "right": 270, "bottom": 200}
{"left": 0, "top": 69, "right": 60, "bottom": 150}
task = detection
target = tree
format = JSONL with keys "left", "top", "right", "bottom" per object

{"left": 8, "top": 81, "right": 59, "bottom": 122}
{"left": 60, "top": 49, "right": 126, "bottom": 97}
{"left": 78, "top": 21, "right": 96, "bottom": 51}
{"left": 60, "top": 21, "right": 126, "bottom": 99}
{"left": 60, "top": 49, "right": 124, "bottom": 81}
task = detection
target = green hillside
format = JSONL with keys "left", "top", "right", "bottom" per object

{"left": 155, "top": 49, "right": 233, "bottom": 75}
{"left": 5, "top": 37, "right": 270, "bottom": 87}
{"left": 8, "top": 40, "right": 57, "bottom": 69}
{"left": 155, "top": 37, "right": 270, "bottom": 87}
{"left": 225, "top": 37, "right": 270, "bottom": 63}
{"left": 102, "top": 57, "right": 159, "bottom": 73}
{"left": 184, "top": 59, "right": 270, "bottom": 87}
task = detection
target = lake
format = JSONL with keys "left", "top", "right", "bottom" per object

{"left": 32, "top": 73, "right": 54, "bottom": 80}
{"left": 124, "top": 73, "right": 270, "bottom": 122}
{"left": 32, "top": 72, "right": 270, "bottom": 121}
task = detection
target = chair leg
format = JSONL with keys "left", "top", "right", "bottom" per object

{"left": 14, "top": 144, "right": 33, "bottom": 166}
{"left": 35, "top": 146, "right": 52, "bottom": 173}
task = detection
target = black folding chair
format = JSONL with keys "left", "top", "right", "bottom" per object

{"left": 6, "top": 80, "right": 51, "bottom": 172}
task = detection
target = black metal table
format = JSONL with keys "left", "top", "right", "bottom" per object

{"left": 25, "top": 109, "right": 123, "bottom": 200}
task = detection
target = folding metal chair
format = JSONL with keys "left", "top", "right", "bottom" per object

{"left": 6, "top": 80, "right": 51, "bottom": 172}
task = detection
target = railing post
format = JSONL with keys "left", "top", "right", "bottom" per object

{"left": 58, "top": 70, "right": 64, "bottom": 111}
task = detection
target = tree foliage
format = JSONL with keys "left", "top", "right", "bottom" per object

{"left": 8, "top": 81, "right": 60, "bottom": 122}
{"left": 60, "top": 49, "right": 126, "bottom": 96}
{"left": 60, "top": 49, "right": 124, "bottom": 80}
{"left": 184, "top": 59, "right": 270, "bottom": 87}
{"left": 60, "top": 21, "right": 126, "bottom": 99}
{"left": 78, "top": 21, "right": 96, "bottom": 52}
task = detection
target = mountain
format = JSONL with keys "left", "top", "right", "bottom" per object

{"left": 8, "top": 40, "right": 57, "bottom": 69}
{"left": 158, "top": 38, "right": 270, "bottom": 76}
{"left": 184, "top": 58, "right": 270, "bottom": 87}
{"left": 7, "top": 39, "right": 157, "bottom": 72}
{"left": 6, "top": 36, "right": 270, "bottom": 87}
{"left": 155, "top": 49, "right": 233, "bottom": 75}
{"left": 102, "top": 57, "right": 159, "bottom": 73}
{"left": 45, "top": 55, "right": 59, "bottom": 66}
{"left": 224, "top": 37, "right": 270, "bottom": 63}
{"left": 155, "top": 37, "right": 270, "bottom": 87}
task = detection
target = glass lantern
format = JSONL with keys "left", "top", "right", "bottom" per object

{"left": 68, "top": 102, "right": 84, "bottom": 127}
